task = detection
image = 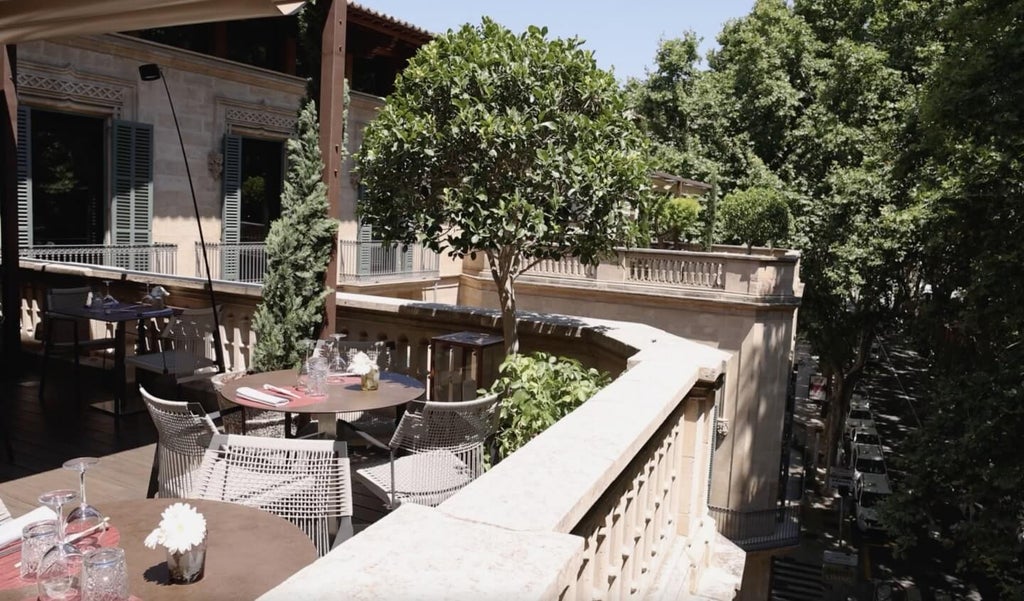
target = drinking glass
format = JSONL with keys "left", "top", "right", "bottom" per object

{"left": 20, "top": 519, "right": 59, "bottom": 581}
{"left": 101, "top": 280, "right": 116, "bottom": 305}
{"left": 307, "top": 356, "right": 329, "bottom": 397}
{"left": 82, "top": 547, "right": 128, "bottom": 601}
{"left": 63, "top": 457, "right": 104, "bottom": 536}
{"left": 37, "top": 489, "right": 83, "bottom": 601}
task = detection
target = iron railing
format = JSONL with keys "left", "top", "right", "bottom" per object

{"left": 18, "top": 243, "right": 177, "bottom": 274}
{"left": 338, "top": 239, "right": 439, "bottom": 283}
{"left": 708, "top": 503, "right": 802, "bottom": 551}
{"left": 196, "top": 242, "right": 268, "bottom": 283}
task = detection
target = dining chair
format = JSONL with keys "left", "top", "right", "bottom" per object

{"left": 127, "top": 306, "right": 223, "bottom": 390}
{"left": 191, "top": 433, "right": 353, "bottom": 556}
{"left": 0, "top": 497, "right": 10, "bottom": 524}
{"left": 351, "top": 392, "right": 501, "bottom": 510}
{"left": 140, "top": 386, "right": 219, "bottom": 499}
{"left": 210, "top": 371, "right": 286, "bottom": 438}
{"left": 38, "top": 286, "right": 117, "bottom": 402}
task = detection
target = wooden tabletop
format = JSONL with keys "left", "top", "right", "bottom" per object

{"left": 222, "top": 370, "right": 425, "bottom": 415}
{"left": 0, "top": 498, "right": 318, "bottom": 601}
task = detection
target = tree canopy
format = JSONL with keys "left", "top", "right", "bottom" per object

{"left": 356, "top": 18, "right": 652, "bottom": 354}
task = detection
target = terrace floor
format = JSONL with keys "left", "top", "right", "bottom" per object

{"left": 0, "top": 350, "right": 386, "bottom": 525}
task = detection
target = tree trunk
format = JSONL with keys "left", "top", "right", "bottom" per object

{"left": 822, "top": 326, "right": 877, "bottom": 467}
{"left": 487, "top": 249, "right": 519, "bottom": 356}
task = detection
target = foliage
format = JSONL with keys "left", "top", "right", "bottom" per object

{"left": 718, "top": 186, "right": 791, "bottom": 249}
{"left": 356, "top": 19, "right": 652, "bottom": 355}
{"left": 650, "top": 196, "right": 701, "bottom": 245}
{"left": 251, "top": 100, "right": 339, "bottom": 372}
{"left": 488, "top": 352, "right": 610, "bottom": 460}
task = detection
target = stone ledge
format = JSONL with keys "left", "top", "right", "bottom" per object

{"left": 258, "top": 504, "right": 584, "bottom": 601}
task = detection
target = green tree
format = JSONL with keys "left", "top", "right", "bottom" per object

{"left": 251, "top": 100, "right": 339, "bottom": 371}
{"left": 356, "top": 19, "right": 652, "bottom": 355}
{"left": 650, "top": 196, "right": 701, "bottom": 246}
{"left": 719, "top": 187, "right": 791, "bottom": 249}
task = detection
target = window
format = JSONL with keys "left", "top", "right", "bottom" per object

{"left": 221, "top": 133, "right": 284, "bottom": 281}
{"left": 30, "top": 110, "right": 106, "bottom": 246}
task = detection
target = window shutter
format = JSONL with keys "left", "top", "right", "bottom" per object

{"left": 402, "top": 243, "right": 413, "bottom": 273}
{"left": 221, "top": 134, "right": 242, "bottom": 281}
{"left": 111, "top": 120, "right": 153, "bottom": 270}
{"left": 357, "top": 220, "right": 373, "bottom": 276}
{"left": 16, "top": 106, "right": 32, "bottom": 248}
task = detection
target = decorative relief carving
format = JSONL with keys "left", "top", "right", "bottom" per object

{"left": 18, "top": 72, "right": 125, "bottom": 109}
{"left": 208, "top": 151, "right": 224, "bottom": 181}
{"left": 225, "top": 107, "right": 295, "bottom": 135}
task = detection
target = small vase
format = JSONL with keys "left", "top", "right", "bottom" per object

{"left": 166, "top": 537, "right": 206, "bottom": 584}
{"left": 361, "top": 367, "right": 380, "bottom": 391}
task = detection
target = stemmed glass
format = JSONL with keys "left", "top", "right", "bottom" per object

{"left": 36, "top": 489, "right": 83, "bottom": 601}
{"left": 101, "top": 280, "right": 116, "bottom": 305}
{"left": 328, "top": 333, "right": 348, "bottom": 377}
{"left": 63, "top": 457, "right": 104, "bottom": 536}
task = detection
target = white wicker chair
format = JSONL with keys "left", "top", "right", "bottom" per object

{"left": 0, "top": 497, "right": 10, "bottom": 524}
{"left": 352, "top": 392, "right": 500, "bottom": 510}
{"left": 191, "top": 434, "right": 352, "bottom": 556}
{"left": 210, "top": 371, "right": 286, "bottom": 438}
{"left": 140, "top": 386, "right": 218, "bottom": 499}
{"left": 127, "top": 306, "right": 222, "bottom": 386}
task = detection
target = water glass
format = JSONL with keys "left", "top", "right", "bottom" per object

{"left": 307, "top": 356, "right": 329, "bottom": 397}
{"left": 82, "top": 547, "right": 128, "bottom": 601}
{"left": 20, "top": 520, "right": 59, "bottom": 581}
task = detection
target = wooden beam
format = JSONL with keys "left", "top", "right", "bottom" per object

{"left": 319, "top": 0, "right": 346, "bottom": 337}
{"left": 0, "top": 45, "right": 21, "bottom": 375}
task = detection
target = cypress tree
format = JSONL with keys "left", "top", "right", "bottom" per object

{"left": 251, "top": 99, "right": 339, "bottom": 371}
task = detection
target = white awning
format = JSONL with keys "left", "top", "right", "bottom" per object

{"left": 0, "top": 0, "right": 304, "bottom": 44}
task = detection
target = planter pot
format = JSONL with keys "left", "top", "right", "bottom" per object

{"left": 361, "top": 367, "right": 380, "bottom": 391}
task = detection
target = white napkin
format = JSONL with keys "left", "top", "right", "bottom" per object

{"left": 0, "top": 506, "right": 59, "bottom": 547}
{"left": 236, "top": 386, "right": 290, "bottom": 407}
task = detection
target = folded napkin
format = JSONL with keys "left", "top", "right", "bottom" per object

{"left": 0, "top": 506, "right": 59, "bottom": 548}
{"left": 236, "top": 386, "right": 290, "bottom": 407}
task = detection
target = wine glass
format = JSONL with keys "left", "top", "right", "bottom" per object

{"left": 101, "top": 280, "right": 116, "bottom": 305}
{"left": 63, "top": 457, "right": 104, "bottom": 536}
{"left": 37, "top": 489, "right": 83, "bottom": 601}
{"left": 328, "top": 333, "right": 348, "bottom": 377}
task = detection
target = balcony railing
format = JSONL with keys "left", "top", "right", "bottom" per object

{"left": 16, "top": 263, "right": 743, "bottom": 599}
{"left": 337, "top": 239, "right": 439, "bottom": 283}
{"left": 708, "top": 503, "right": 801, "bottom": 551}
{"left": 17, "top": 243, "right": 177, "bottom": 274}
{"left": 197, "top": 242, "right": 267, "bottom": 283}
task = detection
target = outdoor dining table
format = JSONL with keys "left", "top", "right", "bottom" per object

{"left": 48, "top": 302, "right": 175, "bottom": 418}
{"left": 221, "top": 370, "right": 426, "bottom": 438}
{"left": 0, "top": 497, "right": 318, "bottom": 601}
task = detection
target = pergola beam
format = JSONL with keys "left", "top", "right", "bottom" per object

{"left": 319, "top": 0, "right": 347, "bottom": 337}
{"left": 1, "top": 46, "right": 20, "bottom": 376}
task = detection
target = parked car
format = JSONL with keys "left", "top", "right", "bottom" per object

{"left": 846, "top": 405, "right": 876, "bottom": 435}
{"left": 851, "top": 424, "right": 882, "bottom": 448}
{"left": 851, "top": 442, "right": 887, "bottom": 479}
{"left": 855, "top": 472, "right": 892, "bottom": 532}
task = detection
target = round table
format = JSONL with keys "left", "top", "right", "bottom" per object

{"left": 0, "top": 498, "right": 317, "bottom": 601}
{"left": 221, "top": 370, "right": 426, "bottom": 437}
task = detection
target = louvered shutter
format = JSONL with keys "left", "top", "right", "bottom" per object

{"left": 401, "top": 243, "right": 413, "bottom": 273}
{"left": 111, "top": 121, "right": 153, "bottom": 270}
{"left": 16, "top": 106, "right": 32, "bottom": 248}
{"left": 221, "top": 134, "right": 242, "bottom": 281}
{"left": 357, "top": 220, "right": 373, "bottom": 276}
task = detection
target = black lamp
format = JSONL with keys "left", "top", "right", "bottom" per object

{"left": 139, "top": 63, "right": 225, "bottom": 373}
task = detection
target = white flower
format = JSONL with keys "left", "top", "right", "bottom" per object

{"left": 348, "top": 352, "right": 376, "bottom": 376}
{"left": 143, "top": 503, "right": 207, "bottom": 554}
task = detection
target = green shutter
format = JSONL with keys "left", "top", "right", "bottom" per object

{"left": 357, "top": 220, "right": 372, "bottom": 276}
{"left": 111, "top": 120, "right": 153, "bottom": 270}
{"left": 16, "top": 106, "right": 32, "bottom": 248}
{"left": 221, "top": 134, "right": 242, "bottom": 281}
{"left": 402, "top": 243, "right": 413, "bottom": 273}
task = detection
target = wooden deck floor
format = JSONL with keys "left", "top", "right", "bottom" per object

{"left": 0, "top": 353, "right": 387, "bottom": 525}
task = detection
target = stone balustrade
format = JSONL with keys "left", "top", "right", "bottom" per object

{"left": 17, "top": 260, "right": 746, "bottom": 599}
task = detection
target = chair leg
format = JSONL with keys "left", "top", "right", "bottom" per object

{"left": 72, "top": 329, "right": 82, "bottom": 404}
{"left": 146, "top": 446, "right": 160, "bottom": 498}
{"left": 39, "top": 330, "right": 52, "bottom": 402}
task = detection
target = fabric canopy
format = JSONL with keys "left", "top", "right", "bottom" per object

{"left": 0, "top": 0, "right": 304, "bottom": 44}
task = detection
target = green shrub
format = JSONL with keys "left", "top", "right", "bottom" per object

{"left": 719, "top": 186, "right": 791, "bottom": 249}
{"left": 656, "top": 196, "right": 701, "bottom": 245}
{"left": 489, "top": 352, "right": 610, "bottom": 460}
